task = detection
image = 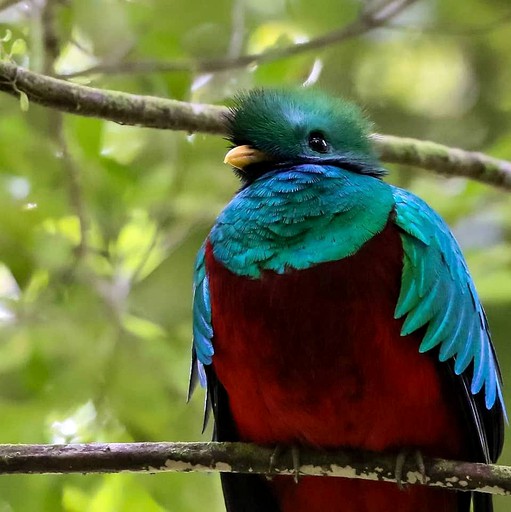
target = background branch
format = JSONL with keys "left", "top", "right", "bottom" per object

{"left": 57, "top": 0, "right": 418, "bottom": 78}
{"left": 0, "top": 441, "right": 510, "bottom": 497}
{"left": 1, "top": 60, "right": 510, "bottom": 190}
{"left": 39, "top": 0, "right": 90, "bottom": 263}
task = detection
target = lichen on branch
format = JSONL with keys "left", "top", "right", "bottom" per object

{"left": 0, "top": 441, "right": 510, "bottom": 497}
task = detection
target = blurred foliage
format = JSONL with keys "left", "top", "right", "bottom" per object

{"left": 0, "top": 0, "right": 510, "bottom": 510}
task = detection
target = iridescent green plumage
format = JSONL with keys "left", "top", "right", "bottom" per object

{"left": 227, "top": 89, "right": 378, "bottom": 167}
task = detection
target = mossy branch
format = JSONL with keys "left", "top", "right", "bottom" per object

{"left": 0, "top": 441, "right": 509, "bottom": 496}
{"left": 1, "top": 60, "right": 511, "bottom": 189}
{"left": 372, "top": 134, "right": 511, "bottom": 189}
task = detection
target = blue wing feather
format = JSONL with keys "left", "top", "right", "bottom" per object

{"left": 392, "top": 187, "right": 506, "bottom": 416}
{"left": 190, "top": 243, "right": 214, "bottom": 393}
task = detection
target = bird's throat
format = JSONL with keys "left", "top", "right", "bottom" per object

{"left": 210, "top": 164, "right": 395, "bottom": 278}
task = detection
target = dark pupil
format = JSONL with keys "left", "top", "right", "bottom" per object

{"left": 308, "top": 132, "right": 329, "bottom": 153}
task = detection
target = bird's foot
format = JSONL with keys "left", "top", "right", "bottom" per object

{"left": 394, "top": 448, "right": 426, "bottom": 490}
{"left": 266, "top": 445, "right": 282, "bottom": 481}
{"left": 291, "top": 446, "right": 301, "bottom": 483}
{"left": 267, "top": 445, "right": 301, "bottom": 483}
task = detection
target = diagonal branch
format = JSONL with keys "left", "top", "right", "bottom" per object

{"left": 57, "top": 0, "right": 419, "bottom": 79}
{"left": 372, "top": 134, "right": 511, "bottom": 189}
{"left": 1, "top": 60, "right": 510, "bottom": 190}
{"left": 0, "top": 441, "right": 510, "bottom": 497}
{"left": 0, "top": 60, "right": 227, "bottom": 133}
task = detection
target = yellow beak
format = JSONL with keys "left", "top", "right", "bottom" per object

{"left": 224, "top": 145, "right": 270, "bottom": 170}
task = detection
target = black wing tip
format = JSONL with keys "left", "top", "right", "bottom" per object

{"left": 187, "top": 349, "right": 199, "bottom": 403}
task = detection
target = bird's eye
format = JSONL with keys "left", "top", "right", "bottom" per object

{"left": 308, "top": 131, "right": 329, "bottom": 154}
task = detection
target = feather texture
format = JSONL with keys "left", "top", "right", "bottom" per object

{"left": 392, "top": 188, "right": 505, "bottom": 413}
{"left": 191, "top": 243, "right": 212, "bottom": 386}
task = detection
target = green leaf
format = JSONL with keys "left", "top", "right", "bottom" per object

{"left": 19, "top": 91, "right": 29, "bottom": 112}
{"left": 0, "top": 29, "right": 12, "bottom": 43}
{"left": 9, "top": 38, "right": 27, "bottom": 57}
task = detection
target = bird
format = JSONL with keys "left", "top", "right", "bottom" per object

{"left": 188, "top": 88, "right": 505, "bottom": 512}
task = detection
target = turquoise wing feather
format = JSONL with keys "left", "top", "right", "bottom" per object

{"left": 392, "top": 187, "right": 505, "bottom": 413}
{"left": 189, "top": 243, "right": 213, "bottom": 393}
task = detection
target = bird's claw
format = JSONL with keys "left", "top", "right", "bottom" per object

{"left": 394, "top": 448, "right": 426, "bottom": 490}
{"left": 414, "top": 450, "right": 427, "bottom": 484}
{"left": 267, "top": 445, "right": 301, "bottom": 483}
{"left": 291, "top": 446, "right": 301, "bottom": 484}
{"left": 266, "top": 446, "right": 283, "bottom": 481}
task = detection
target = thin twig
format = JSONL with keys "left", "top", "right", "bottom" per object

{"left": 54, "top": 117, "right": 90, "bottom": 261}
{"left": 0, "top": 441, "right": 509, "bottom": 496}
{"left": 39, "top": 0, "right": 90, "bottom": 262}
{"left": 0, "top": 60, "right": 510, "bottom": 189}
{"left": 57, "top": 0, "right": 419, "bottom": 79}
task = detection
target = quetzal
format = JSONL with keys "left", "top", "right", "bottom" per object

{"left": 188, "top": 88, "right": 505, "bottom": 512}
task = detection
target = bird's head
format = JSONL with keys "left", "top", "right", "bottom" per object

{"left": 224, "top": 88, "right": 384, "bottom": 185}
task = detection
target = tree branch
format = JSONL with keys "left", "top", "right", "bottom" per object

{"left": 1, "top": 60, "right": 510, "bottom": 189}
{"left": 57, "top": 0, "right": 418, "bottom": 79}
{"left": 0, "top": 441, "right": 509, "bottom": 496}
{"left": 372, "top": 134, "right": 511, "bottom": 189}
{"left": 0, "top": 60, "right": 227, "bottom": 132}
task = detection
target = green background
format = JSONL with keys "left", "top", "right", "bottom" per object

{"left": 0, "top": 0, "right": 510, "bottom": 510}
